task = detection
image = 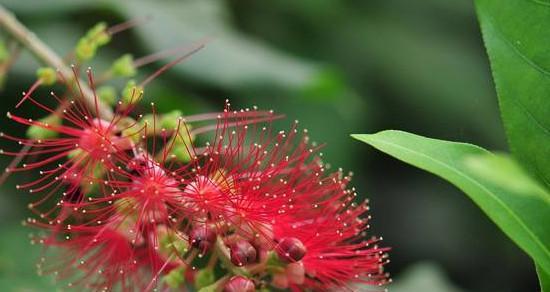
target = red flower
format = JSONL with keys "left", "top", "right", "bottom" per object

{"left": 1, "top": 69, "right": 139, "bottom": 219}
{"left": 273, "top": 171, "right": 390, "bottom": 290}
{"left": 174, "top": 111, "right": 322, "bottom": 244}
{"left": 35, "top": 220, "right": 161, "bottom": 291}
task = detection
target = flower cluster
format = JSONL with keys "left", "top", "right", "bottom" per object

{"left": 1, "top": 21, "right": 389, "bottom": 292}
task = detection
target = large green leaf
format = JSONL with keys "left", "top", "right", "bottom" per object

{"left": 475, "top": 0, "right": 550, "bottom": 188}
{"left": 538, "top": 264, "right": 550, "bottom": 292}
{"left": 352, "top": 130, "right": 550, "bottom": 276}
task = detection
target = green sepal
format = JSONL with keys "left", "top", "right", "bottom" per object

{"left": 163, "top": 266, "right": 186, "bottom": 288}
{"left": 195, "top": 268, "right": 215, "bottom": 289}
{"left": 159, "top": 231, "right": 189, "bottom": 257}
{"left": 265, "top": 251, "right": 286, "bottom": 274}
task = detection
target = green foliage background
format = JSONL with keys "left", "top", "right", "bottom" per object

{"left": 0, "top": 0, "right": 539, "bottom": 291}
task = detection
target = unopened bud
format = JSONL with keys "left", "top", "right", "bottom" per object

{"left": 111, "top": 54, "right": 136, "bottom": 77}
{"left": 75, "top": 38, "right": 97, "bottom": 62}
{"left": 276, "top": 237, "right": 306, "bottom": 263}
{"left": 230, "top": 240, "right": 257, "bottom": 267}
{"left": 121, "top": 80, "right": 144, "bottom": 105}
{"left": 36, "top": 67, "right": 57, "bottom": 85}
{"left": 86, "top": 22, "right": 111, "bottom": 46}
{"left": 223, "top": 276, "right": 255, "bottom": 292}
{"left": 189, "top": 226, "right": 216, "bottom": 253}
{"left": 160, "top": 110, "right": 183, "bottom": 129}
{"left": 97, "top": 86, "right": 117, "bottom": 105}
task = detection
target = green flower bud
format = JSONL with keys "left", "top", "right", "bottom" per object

{"left": 97, "top": 86, "right": 117, "bottom": 105}
{"left": 75, "top": 22, "right": 111, "bottom": 62}
{"left": 111, "top": 54, "right": 136, "bottom": 77}
{"left": 171, "top": 144, "right": 192, "bottom": 162}
{"left": 168, "top": 127, "right": 195, "bottom": 162}
{"left": 121, "top": 80, "right": 143, "bottom": 104}
{"left": 160, "top": 110, "right": 183, "bottom": 130}
{"left": 26, "top": 114, "right": 61, "bottom": 140}
{"left": 75, "top": 37, "right": 97, "bottom": 62}
{"left": 163, "top": 266, "right": 186, "bottom": 288}
{"left": 195, "top": 269, "right": 215, "bottom": 289}
{"left": 86, "top": 22, "right": 110, "bottom": 46}
{"left": 36, "top": 67, "right": 57, "bottom": 85}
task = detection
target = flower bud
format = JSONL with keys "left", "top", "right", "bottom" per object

{"left": 189, "top": 226, "right": 216, "bottom": 253}
{"left": 223, "top": 276, "right": 255, "bottom": 292}
{"left": 276, "top": 237, "right": 306, "bottom": 263}
{"left": 111, "top": 54, "right": 136, "bottom": 77}
{"left": 230, "top": 240, "right": 257, "bottom": 267}
{"left": 160, "top": 110, "right": 183, "bottom": 129}
{"left": 97, "top": 86, "right": 117, "bottom": 105}
{"left": 121, "top": 80, "right": 144, "bottom": 105}
{"left": 36, "top": 67, "right": 57, "bottom": 85}
{"left": 75, "top": 38, "right": 97, "bottom": 62}
{"left": 86, "top": 22, "right": 111, "bottom": 46}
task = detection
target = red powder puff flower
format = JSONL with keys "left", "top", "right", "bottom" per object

{"left": 1, "top": 68, "right": 140, "bottom": 219}
{"left": 173, "top": 107, "right": 325, "bottom": 245}
{"left": 273, "top": 171, "right": 390, "bottom": 291}
{"left": 34, "top": 219, "right": 168, "bottom": 291}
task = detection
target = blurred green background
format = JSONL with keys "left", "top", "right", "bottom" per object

{"left": 0, "top": 0, "right": 538, "bottom": 291}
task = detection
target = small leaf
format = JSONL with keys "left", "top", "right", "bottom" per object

{"left": 352, "top": 130, "right": 550, "bottom": 277}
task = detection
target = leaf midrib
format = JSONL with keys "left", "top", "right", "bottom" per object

{"left": 357, "top": 134, "right": 550, "bottom": 265}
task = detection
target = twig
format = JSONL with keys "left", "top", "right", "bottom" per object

{"left": 0, "top": 5, "right": 114, "bottom": 120}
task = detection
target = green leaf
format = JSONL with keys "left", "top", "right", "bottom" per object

{"left": 475, "top": 0, "right": 550, "bottom": 188}
{"left": 539, "top": 264, "right": 550, "bottom": 292}
{"left": 352, "top": 130, "right": 550, "bottom": 276}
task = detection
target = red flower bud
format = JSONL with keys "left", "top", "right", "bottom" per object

{"left": 230, "top": 240, "right": 257, "bottom": 266}
{"left": 276, "top": 237, "right": 306, "bottom": 263}
{"left": 223, "top": 276, "right": 255, "bottom": 292}
{"left": 189, "top": 226, "right": 217, "bottom": 253}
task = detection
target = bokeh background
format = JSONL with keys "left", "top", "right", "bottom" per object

{"left": 0, "top": 0, "right": 539, "bottom": 291}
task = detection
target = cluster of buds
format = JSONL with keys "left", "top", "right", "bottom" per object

{"left": 1, "top": 21, "right": 389, "bottom": 291}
